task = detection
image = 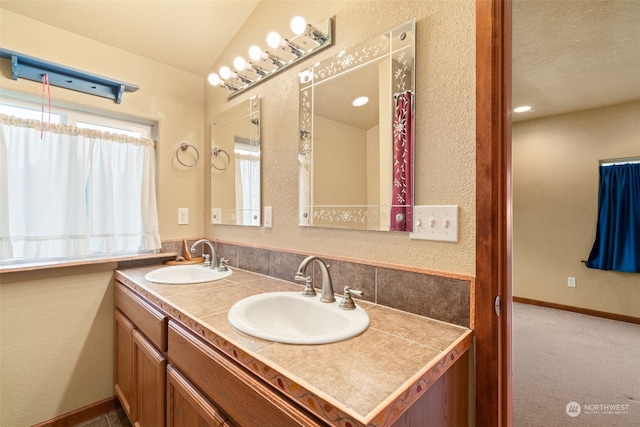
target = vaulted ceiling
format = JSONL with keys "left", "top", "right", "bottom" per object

{"left": 0, "top": 0, "right": 260, "bottom": 76}
{"left": 2, "top": 0, "right": 639, "bottom": 121}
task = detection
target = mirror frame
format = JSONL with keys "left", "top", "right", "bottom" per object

{"left": 298, "top": 19, "right": 416, "bottom": 231}
{"left": 211, "top": 96, "right": 261, "bottom": 226}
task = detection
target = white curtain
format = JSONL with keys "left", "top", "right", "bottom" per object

{"left": 0, "top": 114, "right": 161, "bottom": 261}
{"left": 234, "top": 149, "right": 260, "bottom": 226}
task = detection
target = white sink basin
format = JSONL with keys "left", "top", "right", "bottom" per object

{"left": 228, "top": 292, "right": 370, "bottom": 345}
{"left": 144, "top": 265, "right": 232, "bottom": 284}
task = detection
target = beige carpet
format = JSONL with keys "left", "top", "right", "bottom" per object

{"left": 513, "top": 302, "right": 640, "bottom": 426}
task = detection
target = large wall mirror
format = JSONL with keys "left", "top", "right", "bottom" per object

{"left": 298, "top": 19, "right": 415, "bottom": 231}
{"left": 211, "top": 96, "right": 261, "bottom": 226}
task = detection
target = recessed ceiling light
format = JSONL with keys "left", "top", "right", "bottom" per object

{"left": 352, "top": 96, "right": 369, "bottom": 107}
{"left": 514, "top": 105, "right": 532, "bottom": 113}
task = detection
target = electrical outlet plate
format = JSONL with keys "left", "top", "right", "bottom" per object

{"left": 410, "top": 205, "right": 459, "bottom": 242}
{"left": 178, "top": 208, "right": 189, "bottom": 225}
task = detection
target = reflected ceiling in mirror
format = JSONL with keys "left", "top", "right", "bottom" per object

{"left": 211, "top": 96, "right": 261, "bottom": 226}
{"left": 298, "top": 19, "right": 415, "bottom": 231}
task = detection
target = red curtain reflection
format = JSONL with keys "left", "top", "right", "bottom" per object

{"left": 390, "top": 90, "right": 413, "bottom": 232}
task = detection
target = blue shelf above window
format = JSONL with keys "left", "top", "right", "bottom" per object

{"left": 0, "top": 48, "right": 139, "bottom": 104}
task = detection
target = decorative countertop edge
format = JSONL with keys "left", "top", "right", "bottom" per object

{"left": 365, "top": 333, "right": 472, "bottom": 426}
{"left": 114, "top": 267, "right": 473, "bottom": 427}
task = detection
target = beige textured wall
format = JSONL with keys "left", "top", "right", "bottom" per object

{"left": 0, "top": 10, "right": 205, "bottom": 426}
{"left": 513, "top": 101, "right": 640, "bottom": 317}
{"left": 0, "top": 265, "right": 117, "bottom": 426}
{"left": 205, "top": 0, "right": 477, "bottom": 275}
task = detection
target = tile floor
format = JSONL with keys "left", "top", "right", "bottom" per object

{"left": 75, "top": 409, "right": 131, "bottom": 427}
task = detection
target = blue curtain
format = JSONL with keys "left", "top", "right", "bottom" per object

{"left": 586, "top": 163, "right": 640, "bottom": 273}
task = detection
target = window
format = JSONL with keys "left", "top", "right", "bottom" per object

{"left": 586, "top": 161, "right": 640, "bottom": 273}
{"left": 234, "top": 137, "right": 260, "bottom": 226}
{"left": 0, "top": 98, "right": 151, "bottom": 138}
{"left": 0, "top": 95, "right": 160, "bottom": 263}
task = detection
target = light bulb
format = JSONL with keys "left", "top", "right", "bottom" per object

{"left": 207, "top": 73, "right": 221, "bottom": 86}
{"left": 233, "top": 56, "right": 247, "bottom": 71}
{"left": 267, "top": 31, "right": 284, "bottom": 49}
{"left": 291, "top": 16, "right": 307, "bottom": 35}
{"left": 249, "top": 45, "right": 264, "bottom": 61}
{"left": 219, "top": 66, "right": 232, "bottom": 80}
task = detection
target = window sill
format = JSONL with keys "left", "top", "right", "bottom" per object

{"left": 0, "top": 252, "right": 176, "bottom": 274}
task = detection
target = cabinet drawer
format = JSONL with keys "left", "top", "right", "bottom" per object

{"left": 115, "top": 281, "right": 167, "bottom": 352}
{"left": 168, "top": 321, "right": 324, "bottom": 427}
{"left": 167, "top": 365, "right": 230, "bottom": 427}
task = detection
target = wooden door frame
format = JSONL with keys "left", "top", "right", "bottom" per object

{"left": 475, "top": 0, "right": 512, "bottom": 425}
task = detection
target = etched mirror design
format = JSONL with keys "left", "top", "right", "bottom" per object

{"left": 211, "top": 96, "right": 261, "bottom": 226}
{"left": 298, "top": 20, "right": 415, "bottom": 231}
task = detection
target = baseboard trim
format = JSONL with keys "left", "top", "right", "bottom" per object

{"left": 513, "top": 296, "right": 640, "bottom": 325}
{"left": 31, "top": 396, "right": 121, "bottom": 427}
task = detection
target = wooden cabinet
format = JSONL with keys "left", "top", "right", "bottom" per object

{"left": 115, "top": 282, "right": 167, "bottom": 427}
{"left": 133, "top": 329, "right": 166, "bottom": 427}
{"left": 167, "top": 365, "right": 231, "bottom": 427}
{"left": 114, "top": 309, "right": 134, "bottom": 420}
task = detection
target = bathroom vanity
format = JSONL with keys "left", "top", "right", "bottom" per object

{"left": 114, "top": 265, "right": 472, "bottom": 427}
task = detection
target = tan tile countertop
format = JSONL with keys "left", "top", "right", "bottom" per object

{"left": 115, "top": 265, "right": 473, "bottom": 427}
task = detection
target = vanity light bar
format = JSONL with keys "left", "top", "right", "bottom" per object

{"left": 208, "top": 16, "right": 333, "bottom": 99}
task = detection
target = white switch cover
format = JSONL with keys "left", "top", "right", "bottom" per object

{"left": 211, "top": 208, "right": 221, "bottom": 224}
{"left": 264, "top": 206, "right": 273, "bottom": 228}
{"left": 178, "top": 208, "right": 189, "bottom": 225}
{"left": 410, "top": 205, "right": 459, "bottom": 242}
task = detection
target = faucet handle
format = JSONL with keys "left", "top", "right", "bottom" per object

{"left": 202, "top": 253, "right": 211, "bottom": 268}
{"left": 296, "top": 275, "right": 317, "bottom": 297}
{"left": 339, "top": 286, "right": 363, "bottom": 310}
{"left": 217, "top": 257, "right": 229, "bottom": 271}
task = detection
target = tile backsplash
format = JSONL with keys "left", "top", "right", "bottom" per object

{"left": 215, "top": 241, "right": 472, "bottom": 328}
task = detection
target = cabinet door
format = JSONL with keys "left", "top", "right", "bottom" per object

{"left": 167, "top": 365, "right": 230, "bottom": 427}
{"left": 114, "top": 309, "right": 135, "bottom": 421}
{"left": 133, "top": 329, "right": 166, "bottom": 427}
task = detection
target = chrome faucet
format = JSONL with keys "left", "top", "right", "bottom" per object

{"left": 190, "top": 239, "right": 217, "bottom": 269}
{"left": 294, "top": 256, "right": 335, "bottom": 303}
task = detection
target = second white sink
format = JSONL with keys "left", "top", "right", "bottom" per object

{"left": 228, "top": 292, "right": 370, "bottom": 345}
{"left": 144, "top": 265, "right": 232, "bottom": 284}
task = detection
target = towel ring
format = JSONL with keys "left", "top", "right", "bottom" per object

{"left": 176, "top": 142, "right": 199, "bottom": 167}
{"left": 212, "top": 148, "right": 230, "bottom": 171}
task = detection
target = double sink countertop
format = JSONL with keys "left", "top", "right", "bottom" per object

{"left": 115, "top": 265, "right": 472, "bottom": 427}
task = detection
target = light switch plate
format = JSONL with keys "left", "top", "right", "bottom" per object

{"left": 264, "top": 206, "right": 273, "bottom": 228}
{"left": 410, "top": 205, "right": 459, "bottom": 242}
